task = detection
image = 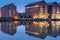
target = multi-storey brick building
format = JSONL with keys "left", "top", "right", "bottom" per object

{"left": 48, "top": 2, "right": 60, "bottom": 19}
{"left": 1, "top": 3, "right": 17, "bottom": 19}
{"left": 25, "top": 1, "right": 48, "bottom": 19}
{"left": 25, "top": 0, "right": 60, "bottom": 19}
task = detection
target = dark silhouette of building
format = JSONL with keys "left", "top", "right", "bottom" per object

{"left": 18, "top": 13, "right": 26, "bottom": 18}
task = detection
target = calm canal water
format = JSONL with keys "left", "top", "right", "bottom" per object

{"left": 0, "top": 21, "right": 60, "bottom": 40}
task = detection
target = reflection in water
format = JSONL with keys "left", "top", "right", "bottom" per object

{"left": 50, "top": 21, "right": 60, "bottom": 37}
{"left": 1, "top": 22, "right": 17, "bottom": 35}
{"left": 25, "top": 21, "right": 49, "bottom": 39}
{"left": 0, "top": 21, "right": 60, "bottom": 39}
{"left": 25, "top": 21, "right": 60, "bottom": 39}
{"left": 14, "top": 21, "right": 19, "bottom": 26}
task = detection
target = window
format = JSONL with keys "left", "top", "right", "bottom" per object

{"left": 9, "top": 9, "right": 11, "bottom": 17}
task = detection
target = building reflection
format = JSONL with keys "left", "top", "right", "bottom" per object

{"left": 25, "top": 21, "right": 60, "bottom": 39}
{"left": 1, "top": 22, "right": 17, "bottom": 35}
{"left": 50, "top": 21, "right": 60, "bottom": 37}
{"left": 14, "top": 21, "right": 19, "bottom": 26}
{"left": 0, "top": 21, "right": 60, "bottom": 38}
{"left": 25, "top": 21, "right": 49, "bottom": 39}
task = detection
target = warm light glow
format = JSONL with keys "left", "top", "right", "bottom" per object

{"left": 33, "top": 15, "right": 38, "bottom": 19}
{"left": 33, "top": 21, "right": 38, "bottom": 24}
{"left": 33, "top": 21, "right": 49, "bottom": 27}
{"left": 39, "top": 14, "right": 44, "bottom": 18}
{"left": 52, "top": 14, "right": 60, "bottom": 19}
{"left": 51, "top": 14, "right": 55, "bottom": 19}
{"left": 51, "top": 21, "right": 55, "bottom": 26}
{"left": 44, "top": 14, "right": 48, "bottom": 19}
{"left": 14, "top": 21, "right": 19, "bottom": 26}
{"left": 33, "top": 14, "right": 44, "bottom": 19}
{"left": 56, "top": 14, "right": 60, "bottom": 19}
{"left": 14, "top": 13, "right": 19, "bottom": 19}
{"left": 52, "top": 21, "right": 60, "bottom": 26}
{"left": 33, "top": 14, "right": 48, "bottom": 19}
{"left": 56, "top": 21, "right": 60, "bottom": 26}
{"left": 51, "top": 21, "right": 60, "bottom": 31}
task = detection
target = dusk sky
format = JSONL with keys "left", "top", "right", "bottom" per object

{"left": 0, "top": 0, "right": 60, "bottom": 13}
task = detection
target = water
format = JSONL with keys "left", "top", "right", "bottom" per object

{"left": 0, "top": 21, "right": 60, "bottom": 40}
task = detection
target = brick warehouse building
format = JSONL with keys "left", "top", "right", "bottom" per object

{"left": 1, "top": 3, "right": 17, "bottom": 19}
{"left": 25, "top": 0, "right": 60, "bottom": 19}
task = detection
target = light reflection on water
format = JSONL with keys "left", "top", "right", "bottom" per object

{"left": 0, "top": 21, "right": 60, "bottom": 40}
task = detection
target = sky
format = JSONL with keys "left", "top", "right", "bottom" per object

{"left": 0, "top": 0, "right": 60, "bottom": 13}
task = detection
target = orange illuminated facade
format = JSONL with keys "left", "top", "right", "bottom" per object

{"left": 14, "top": 13, "right": 19, "bottom": 19}
{"left": 33, "top": 21, "right": 49, "bottom": 27}
{"left": 33, "top": 14, "right": 49, "bottom": 19}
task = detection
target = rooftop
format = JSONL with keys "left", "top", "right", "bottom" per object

{"left": 25, "top": 0, "right": 47, "bottom": 7}
{"left": 26, "top": 0, "right": 60, "bottom": 7}
{"left": 1, "top": 3, "right": 16, "bottom": 8}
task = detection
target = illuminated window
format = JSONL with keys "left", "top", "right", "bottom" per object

{"left": 33, "top": 21, "right": 49, "bottom": 27}
{"left": 56, "top": 14, "right": 60, "bottom": 19}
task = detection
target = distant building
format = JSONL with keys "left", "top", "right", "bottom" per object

{"left": 18, "top": 13, "right": 26, "bottom": 18}
{"left": 1, "top": 3, "right": 17, "bottom": 18}
{"left": 25, "top": 0, "right": 60, "bottom": 19}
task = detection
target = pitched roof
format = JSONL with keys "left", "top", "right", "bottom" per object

{"left": 1, "top": 3, "right": 16, "bottom": 8}
{"left": 26, "top": 1, "right": 60, "bottom": 7}
{"left": 48, "top": 2, "right": 59, "bottom": 5}
{"left": 25, "top": 1, "right": 46, "bottom": 7}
